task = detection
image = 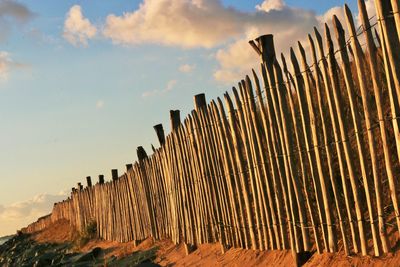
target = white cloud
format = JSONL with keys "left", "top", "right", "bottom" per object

{"left": 99, "top": 0, "right": 321, "bottom": 53}
{"left": 62, "top": 1, "right": 377, "bottom": 84}
{"left": 96, "top": 100, "right": 104, "bottom": 109}
{"left": 142, "top": 79, "right": 177, "bottom": 98}
{"left": 98, "top": 0, "right": 321, "bottom": 83}
{"left": 179, "top": 64, "right": 196, "bottom": 73}
{"left": 214, "top": 28, "right": 261, "bottom": 84}
{"left": 63, "top": 5, "right": 97, "bottom": 47}
{"left": 214, "top": 2, "right": 320, "bottom": 83}
{"left": 103, "top": 0, "right": 245, "bottom": 48}
{"left": 256, "top": 0, "right": 285, "bottom": 13}
{"left": 0, "top": 0, "right": 34, "bottom": 42}
{"left": 213, "top": 1, "right": 377, "bottom": 84}
{"left": 318, "top": 6, "right": 344, "bottom": 25}
{"left": 0, "top": 192, "right": 67, "bottom": 236}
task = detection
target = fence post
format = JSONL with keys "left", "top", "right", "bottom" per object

{"left": 358, "top": 0, "right": 399, "bottom": 249}
{"left": 31, "top": 3, "right": 400, "bottom": 259}
{"left": 375, "top": 0, "right": 400, "bottom": 161}
{"left": 313, "top": 26, "right": 359, "bottom": 254}
{"left": 253, "top": 35, "right": 297, "bottom": 252}
{"left": 297, "top": 40, "right": 336, "bottom": 253}
{"left": 136, "top": 146, "right": 157, "bottom": 240}
{"left": 98, "top": 175, "right": 104, "bottom": 184}
{"left": 194, "top": 93, "right": 207, "bottom": 111}
{"left": 137, "top": 146, "right": 148, "bottom": 162}
{"left": 112, "top": 169, "right": 118, "bottom": 181}
{"left": 126, "top": 164, "right": 133, "bottom": 171}
{"left": 324, "top": 23, "right": 367, "bottom": 255}
{"left": 170, "top": 110, "right": 181, "bottom": 131}
{"left": 154, "top": 124, "right": 165, "bottom": 146}
{"left": 249, "top": 34, "right": 275, "bottom": 63}
{"left": 251, "top": 34, "right": 299, "bottom": 264}
{"left": 305, "top": 35, "right": 347, "bottom": 255}
{"left": 86, "top": 176, "right": 92, "bottom": 187}
{"left": 251, "top": 68, "right": 283, "bottom": 250}
{"left": 232, "top": 85, "right": 265, "bottom": 251}
{"left": 291, "top": 44, "right": 327, "bottom": 251}
{"left": 224, "top": 92, "right": 258, "bottom": 250}
{"left": 177, "top": 107, "right": 198, "bottom": 255}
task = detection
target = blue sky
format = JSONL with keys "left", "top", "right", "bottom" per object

{"left": 0, "top": 0, "right": 365, "bottom": 235}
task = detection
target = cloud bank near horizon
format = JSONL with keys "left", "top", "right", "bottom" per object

{"left": 0, "top": 192, "right": 68, "bottom": 236}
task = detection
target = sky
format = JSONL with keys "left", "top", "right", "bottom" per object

{"left": 0, "top": 0, "right": 373, "bottom": 236}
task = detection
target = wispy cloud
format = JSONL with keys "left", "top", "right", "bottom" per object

{"left": 27, "top": 27, "right": 62, "bottom": 47}
{"left": 179, "top": 64, "right": 195, "bottom": 73}
{"left": 0, "top": 51, "right": 27, "bottom": 81}
{"left": 142, "top": 79, "right": 177, "bottom": 98}
{"left": 0, "top": 191, "right": 67, "bottom": 236}
{"left": 141, "top": 90, "right": 158, "bottom": 98}
{"left": 63, "top": 5, "right": 97, "bottom": 47}
{"left": 165, "top": 79, "right": 177, "bottom": 91}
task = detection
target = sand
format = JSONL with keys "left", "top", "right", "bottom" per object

{"left": 29, "top": 220, "right": 400, "bottom": 266}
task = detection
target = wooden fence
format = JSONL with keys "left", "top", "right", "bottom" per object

{"left": 23, "top": 0, "right": 400, "bottom": 260}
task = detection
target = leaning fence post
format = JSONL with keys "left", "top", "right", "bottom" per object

{"left": 324, "top": 23, "right": 367, "bottom": 255}
{"left": 375, "top": 0, "right": 400, "bottom": 160}
{"left": 136, "top": 146, "right": 157, "bottom": 240}
{"left": 194, "top": 93, "right": 207, "bottom": 111}
{"left": 126, "top": 164, "right": 133, "bottom": 171}
{"left": 358, "top": 0, "right": 399, "bottom": 249}
{"left": 186, "top": 94, "right": 208, "bottom": 254}
{"left": 170, "top": 110, "right": 181, "bottom": 131}
{"left": 250, "top": 34, "right": 299, "bottom": 264}
{"left": 154, "top": 124, "right": 166, "bottom": 146}
{"left": 137, "top": 146, "right": 148, "bottom": 161}
{"left": 171, "top": 108, "right": 196, "bottom": 254}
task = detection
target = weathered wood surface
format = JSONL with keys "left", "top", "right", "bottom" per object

{"left": 23, "top": 1, "right": 400, "bottom": 259}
